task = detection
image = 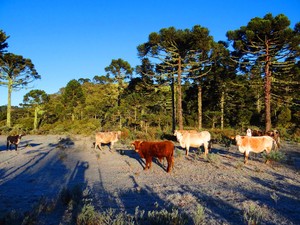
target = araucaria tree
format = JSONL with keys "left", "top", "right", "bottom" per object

{"left": 137, "top": 25, "right": 214, "bottom": 130}
{"left": 105, "top": 59, "right": 133, "bottom": 128}
{"left": 227, "top": 13, "right": 300, "bottom": 131}
{"left": 0, "top": 53, "right": 41, "bottom": 127}
{"left": 105, "top": 58, "right": 133, "bottom": 106}
{"left": 62, "top": 79, "right": 85, "bottom": 121}
{"left": 23, "top": 89, "right": 49, "bottom": 130}
{"left": 0, "top": 30, "right": 9, "bottom": 54}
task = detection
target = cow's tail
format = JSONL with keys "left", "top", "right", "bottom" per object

{"left": 208, "top": 140, "right": 212, "bottom": 151}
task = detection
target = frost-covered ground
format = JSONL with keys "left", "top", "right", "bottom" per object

{"left": 0, "top": 135, "right": 299, "bottom": 224}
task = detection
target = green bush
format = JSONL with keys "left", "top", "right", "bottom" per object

{"left": 192, "top": 204, "right": 205, "bottom": 225}
{"left": 243, "top": 201, "right": 265, "bottom": 225}
{"left": 262, "top": 151, "right": 286, "bottom": 163}
{"left": 147, "top": 208, "right": 188, "bottom": 225}
{"left": 77, "top": 204, "right": 100, "bottom": 225}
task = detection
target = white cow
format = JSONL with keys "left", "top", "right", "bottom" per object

{"left": 175, "top": 130, "right": 211, "bottom": 156}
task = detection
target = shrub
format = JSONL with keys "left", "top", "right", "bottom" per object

{"left": 97, "top": 208, "right": 135, "bottom": 225}
{"left": 77, "top": 204, "right": 100, "bottom": 225}
{"left": 243, "top": 201, "right": 265, "bottom": 225}
{"left": 204, "top": 153, "right": 220, "bottom": 165}
{"left": 147, "top": 208, "right": 188, "bottom": 225}
{"left": 192, "top": 204, "right": 205, "bottom": 225}
{"left": 262, "top": 151, "right": 286, "bottom": 163}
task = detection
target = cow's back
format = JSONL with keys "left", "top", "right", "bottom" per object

{"left": 151, "top": 141, "right": 174, "bottom": 156}
{"left": 236, "top": 135, "right": 274, "bottom": 153}
{"left": 95, "top": 131, "right": 119, "bottom": 143}
{"left": 182, "top": 131, "right": 211, "bottom": 147}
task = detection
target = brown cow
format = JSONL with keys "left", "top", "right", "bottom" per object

{"left": 132, "top": 140, "right": 174, "bottom": 173}
{"left": 235, "top": 135, "right": 277, "bottom": 164}
{"left": 95, "top": 131, "right": 121, "bottom": 150}
{"left": 265, "top": 130, "right": 281, "bottom": 148}
{"left": 7, "top": 134, "right": 24, "bottom": 151}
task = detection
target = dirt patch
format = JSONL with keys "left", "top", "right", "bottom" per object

{"left": 0, "top": 135, "right": 299, "bottom": 224}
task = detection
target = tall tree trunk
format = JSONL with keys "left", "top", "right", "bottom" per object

{"left": 6, "top": 78, "right": 12, "bottom": 128}
{"left": 171, "top": 76, "right": 176, "bottom": 133}
{"left": 177, "top": 59, "right": 183, "bottom": 130}
{"left": 34, "top": 107, "right": 38, "bottom": 130}
{"left": 264, "top": 43, "right": 272, "bottom": 132}
{"left": 197, "top": 85, "right": 202, "bottom": 130}
{"left": 220, "top": 89, "right": 225, "bottom": 130}
{"left": 256, "top": 92, "right": 262, "bottom": 113}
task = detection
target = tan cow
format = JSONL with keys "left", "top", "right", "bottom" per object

{"left": 235, "top": 135, "right": 277, "bottom": 164}
{"left": 175, "top": 130, "right": 211, "bottom": 156}
{"left": 95, "top": 131, "right": 121, "bottom": 150}
{"left": 246, "top": 128, "right": 281, "bottom": 149}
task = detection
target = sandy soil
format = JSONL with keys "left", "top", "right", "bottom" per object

{"left": 0, "top": 134, "right": 299, "bottom": 224}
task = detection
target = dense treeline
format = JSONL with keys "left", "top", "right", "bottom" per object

{"left": 1, "top": 13, "right": 300, "bottom": 141}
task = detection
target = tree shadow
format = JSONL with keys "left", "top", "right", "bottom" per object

{"left": 240, "top": 175, "right": 300, "bottom": 224}
{"left": 0, "top": 136, "right": 89, "bottom": 224}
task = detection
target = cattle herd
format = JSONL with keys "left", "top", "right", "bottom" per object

{"left": 5, "top": 128, "right": 281, "bottom": 173}
{"left": 93, "top": 128, "right": 281, "bottom": 173}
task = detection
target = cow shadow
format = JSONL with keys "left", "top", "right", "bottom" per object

{"left": 0, "top": 144, "right": 7, "bottom": 151}
{"left": 116, "top": 148, "right": 146, "bottom": 170}
{"left": 92, "top": 142, "right": 116, "bottom": 152}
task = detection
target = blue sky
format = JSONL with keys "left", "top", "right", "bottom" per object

{"left": 0, "top": 0, "right": 299, "bottom": 106}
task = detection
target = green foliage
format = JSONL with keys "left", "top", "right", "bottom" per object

{"left": 192, "top": 204, "right": 205, "bottom": 225}
{"left": 262, "top": 151, "right": 286, "bottom": 163}
{"left": 147, "top": 207, "right": 188, "bottom": 225}
{"left": 227, "top": 13, "right": 300, "bottom": 131}
{"left": 243, "top": 201, "right": 265, "bottom": 225}
{"left": 77, "top": 204, "right": 100, "bottom": 225}
{"left": 1, "top": 14, "right": 300, "bottom": 136}
{"left": 62, "top": 79, "right": 85, "bottom": 120}
{"left": 205, "top": 153, "right": 220, "bottom": 165}
{"left": 277, "top": 107, "right": 292, "bottom": 128}
{"left": 0, "top": 29, "right": 9, "bottom": 53}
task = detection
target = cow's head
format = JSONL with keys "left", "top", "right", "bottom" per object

{"left": 246, "top": 128, "right": 252, "bottom": 136}
{"left": 131, "top": 140, "right": 143, "bottom": 152}
{"left": 235, "top": 135, "right": 243, "bottom": 146}
{"left": 117, "top": 131, "right": 122, "bottom": 138}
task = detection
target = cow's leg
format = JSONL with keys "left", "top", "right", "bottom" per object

{"left": 185, "top": 146, "right": 189, "bottom": 156}
{"left": 244, "top": 151, "right": 249, "bottom": 164}
{"left": 265, "top": 149, "right": 271, "bottom": 164}
{"left": 203, "top": 142, "right": 209, "bottom": 156}
{"left": 148, "top": 157, "right": 152, "bottom": 169}
{"left": 15, "top": 144, "right": 18, "bottom": 151}
{"left": 166, "top": 156, "right": 173, "bottom": 173}
{"left": 144, "top": 157, "right": 151, "bottom": 170}
{"left": 6, "top": 141, "right": 9, "bottom": 150}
